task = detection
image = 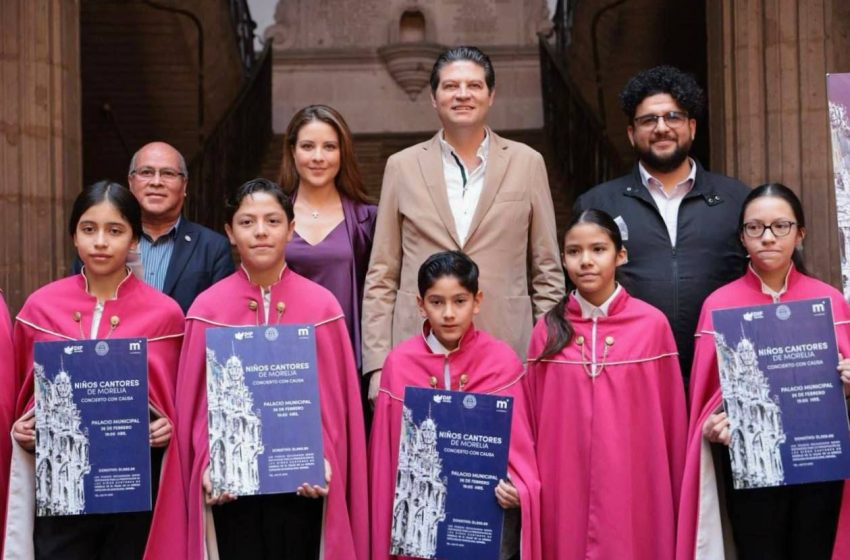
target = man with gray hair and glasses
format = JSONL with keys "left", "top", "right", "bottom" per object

{"left": 74, "top": 141, "right": 234, "bottom": 312}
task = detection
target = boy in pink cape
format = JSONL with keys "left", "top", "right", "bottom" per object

{"left": 5, "top": 182, "right": 187, "bottom": 559}
{"left": 678, "top": 184, "right": 850, "bottom": 560}
{"left": 175, "top": 179, "right": 367, "bottom": 560}
{"left": 525, "top": 209, "right": 687, "bottom": 560}
{"left": 369, "top": 251, "right": 542, "bottom": 560}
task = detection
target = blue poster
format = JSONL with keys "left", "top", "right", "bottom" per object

{"left": 391, "top": 387, "right": 513, "bottom": 560}
{"left": 205, "top": 324, "right": 324, "bottom": 496}
{"left": 713, "top": 298, "right": 850, "bottom": 489}
{"left": 34, "top": 338, "right": 151, "bottom": 516}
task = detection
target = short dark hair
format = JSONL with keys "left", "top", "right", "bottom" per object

{"left": 69, "top": 181, "right": 143, "bottom": 240}
{"left": 429, "top": 46, "right": 495, "bottom": 95}
{"left": 619, "top": 65, "right": 706, "bottom": 120}
{"left": 225, "top": 178, "right": 294, "bottom": 225}
{"left": 417, "top": 251, "right": 479, "bottom": 297}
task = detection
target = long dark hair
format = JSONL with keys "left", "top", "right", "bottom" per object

{"left": 278, "top": 105, "right": 372, "bottom": 204}
{"left": 69, "top": 181, "right": 142, "bottom": 240}
{"left": 738, "top": 183, "right": 808, "bottom": 275}
{"left": 539, "top": 209, "right": 624, "bottom": 359}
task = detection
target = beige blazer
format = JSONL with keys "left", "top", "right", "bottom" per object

{"left": 361, "top": 130, "right": 564, "bottom": 372}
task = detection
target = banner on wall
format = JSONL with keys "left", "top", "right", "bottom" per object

{"left": 827, "top": 73, "right": 850, "bottom": 302}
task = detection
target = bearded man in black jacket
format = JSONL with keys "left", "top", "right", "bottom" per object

{"left": 574, "top": 66, "right": 750, "bottom": 388}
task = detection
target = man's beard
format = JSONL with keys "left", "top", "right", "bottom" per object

{"left": 635, "top": 137, "right": 691, "bottom": 173}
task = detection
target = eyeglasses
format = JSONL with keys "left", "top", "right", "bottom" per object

{"left": 131, "top": 167, "right": 185, "bottom": 181}
{"left": 742, "top": 220, "right": 797, "bottom": 238}
{"left": 633, "top": 111, "right": 689, "bottom": 130}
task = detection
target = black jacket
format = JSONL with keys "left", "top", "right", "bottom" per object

{"left": 574, "top": 161, "right": 750, "bottom": 385}
{"left": 73, "top": 218, "right": 234, "bottom": 314}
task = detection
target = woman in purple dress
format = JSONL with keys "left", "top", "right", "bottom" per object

{"left": 279, "top": 105, "right": 377, "bottom": 402}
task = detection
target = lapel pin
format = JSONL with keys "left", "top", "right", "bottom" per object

{"left": 185, "top": 235, "right": 191, "bottom": 242}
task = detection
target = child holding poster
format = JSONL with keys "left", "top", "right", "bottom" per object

{"left": 369, "top": 250, "right": 542, "bottom": 560}
{"left": 175, "top": 178, "right": 367, "bottom": 560}
{"left": 524, "top": 209, "right": 687, "bottom": 560}
{"left": 679, "top": 183, "right": 850, "bottom": 560}
{"left": 5, "top": 181, "right": 186, "bottom": 559}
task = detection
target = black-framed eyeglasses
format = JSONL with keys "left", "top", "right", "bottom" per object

{"left": 131, "top": 167, "right": 185, "bottom": 181}
{"left": 633, "top": 111, "right": 689, "bottom": 130}
{"left": 742, "top": 220, "right": 797, "bottom": 238}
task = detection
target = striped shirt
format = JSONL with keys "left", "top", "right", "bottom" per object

{"left": 139, "top": 217, "right": 180, "bottom": 292}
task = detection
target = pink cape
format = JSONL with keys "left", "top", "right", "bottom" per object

{"left": 0, "top": 294, "right": 14, "bottom": 556}
{"left": 3, "top": 273, "right": 187, "bottom": 560}
{"left": 176, "top": 267, "right": 368, "bottom": 560}
{"left": 677, "top": 266, "right": 850, "bottom": 560}
{"left": 369, "top": 325, "right": 542, "bottom": 560}
{"left": 525, "top": 288, "right": 687, "bottom": 560}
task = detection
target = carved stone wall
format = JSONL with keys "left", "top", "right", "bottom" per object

{"left": 266, "top": 0, "right": 551, "bottom": 133}
{"left": 0, "top": 0, "right": 81, "bottom": 311}
{"left": 707, "top": 0, "right": 850, "bottom": 285}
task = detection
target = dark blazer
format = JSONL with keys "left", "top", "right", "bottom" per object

{"left": 574, "top": 160, "right": 750, "bottom": 385}
{"left": 73, "top": 218, "right": 235, "bottom": 314}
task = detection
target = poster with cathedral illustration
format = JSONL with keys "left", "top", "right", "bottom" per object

{"left": 391, "top": 387, "right": 513, "bottom": 560}
{"left": 33, "top": 338, "right": 150, "bottom": 516}
{"left": 205, "top": 324, "right": 324, "bottom": 497}
{"left": 827, "top": 74, "right": 850, "bottom": 303}
{"left": 713, "top": 298, "right": 850, "bottom": 489}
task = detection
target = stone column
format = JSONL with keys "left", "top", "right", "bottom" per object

{"left": 707, "top": 0, "right": 849, "bottom": 284}
{"left": 0, "top": 0, "right": 81, "bottom": 311}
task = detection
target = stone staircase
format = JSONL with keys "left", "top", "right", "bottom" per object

{"left": 259, "top": 128, "right": 571, "bottom": 237}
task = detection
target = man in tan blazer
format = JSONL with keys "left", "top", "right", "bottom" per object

{"left": 362, "top": 46, "right": 564, "bottom": 400}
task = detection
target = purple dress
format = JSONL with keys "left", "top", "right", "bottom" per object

{"left": 287, "top": 221, "right": 356, "bottom": 355}
{"left": 285, "top": 195, "right": 377, "bottom": 373}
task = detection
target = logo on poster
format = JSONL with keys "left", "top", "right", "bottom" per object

{"left": 234, "top": 331, "right": 254, "bottom": 340}
{"left": 743, "top": 311, "right": 764, "bottom": 321}
{"left": 496, "top": 399, "right": 509, "bottom": 410}
{"left": 812, "top": 302, "right": 827, "bottom": 315}
{"left": 432, "top": 394, "right": 452, "bottom": 404}
{"left": 264, "top": 327, "right": 279, "bottom": 341}
{"left": 462, "top": 395, "right": 477, "bottom": 409}
{"left": 776, "top": 305, "right": 792, "bottom": 320}
{"left": 297, "top": 327, "right": 310, "bottom": 337}
{"left": 95, "top": 341, "right": 109, "bottom": 356}
{"left": 63, "top": 345, "right": 84, "bottom": 355}
{"left": 129, "top": 341, "right": 142, "bottom": 352}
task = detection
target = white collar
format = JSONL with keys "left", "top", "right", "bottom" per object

{"left": 750, "top": 263, "right": 791, "bottom": 302}
{"left": 439, "top": 129, "right": 490, "bottom": 164}
{"left": 638, "top": 157, "right": 697, "bottom": 189}
{"left": 425, "top": 330, "right": 451, "bottom": 355}
{"left": 573, "top": 284, "right": 621, "bottom": 319}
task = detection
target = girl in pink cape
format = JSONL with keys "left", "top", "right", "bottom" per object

{"left": 369, "top": 250, "right": 542, "bottom": 560}
{"left": 525, "top": 209, "right": 687, "bottom": 560}
{"left": 4, "top": 181, "right": 187, "bottom": 559}
{"left": 175, "top": 178, "right": 367, "bottom": 560}
{"left": 678, "top": 183, "right": 850, "bottom": 560}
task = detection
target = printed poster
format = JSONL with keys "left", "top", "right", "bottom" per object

{"left": 205, "top": 324, "right": 324, "bottom": 496}
{"left": 713, "top": 298, "right": 850, "bottom": 489}
{"left": 391, "top": 387, "right": 513, "bottom": 560}
{"left": 34, "top": 338, "right": 151, "bottom": 516}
